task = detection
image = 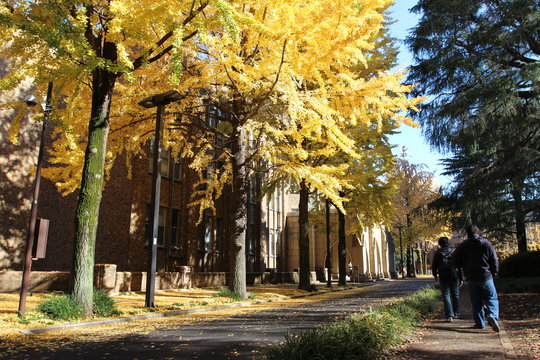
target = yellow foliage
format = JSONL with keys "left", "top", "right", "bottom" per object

{"left": 1, "top": 0, "right": 422, "bottom": 216}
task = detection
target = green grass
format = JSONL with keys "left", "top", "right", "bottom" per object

{"left": 265, "top": 287, "right": 440, "bottom": 360}
{"left": 213, "top": 287, "right": 256, "bottom": 301}
{"left": 37, "top": 289, "right": 120, "bottom": 320}
{"left": 93, "top": 289, "right": 121, "bottom": 317}
{"left": 37, "top": 294, "right": 83, "bottom": 321}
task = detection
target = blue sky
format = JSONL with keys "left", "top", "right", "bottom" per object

{"left": 388, "top": 0, "right": 452, "bottom": 187}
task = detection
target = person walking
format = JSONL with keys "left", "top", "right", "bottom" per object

{"left": 452, "top": 225, "right": 500, "bottom": 332}
{"left": 432, "top": 236, "right": 462, "bottom": 322}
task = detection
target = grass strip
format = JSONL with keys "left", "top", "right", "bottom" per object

{"left": 265, "top": 287, "right": 440, "bottom": 360}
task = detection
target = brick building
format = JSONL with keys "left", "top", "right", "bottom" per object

{"left": 0, "top": 76, "right": 394, "bottom": 292}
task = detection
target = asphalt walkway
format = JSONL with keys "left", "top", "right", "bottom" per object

{"left": 1, "top": 279, "right": 429, "bottom": 360}
{"left": 3, "top": 279, "right": 518, "bottom": 359}
{"left": 394, "top": 283, "right": 516, "bottom": 359}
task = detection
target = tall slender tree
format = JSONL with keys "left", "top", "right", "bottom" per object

{"left": 391, "top": 152, "right": 449, "bottom": 275}
{"left": 406, "top": 0, "right": 540, "bottom": 251}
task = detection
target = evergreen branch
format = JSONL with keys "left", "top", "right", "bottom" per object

{"left": 524, "top": 34, "right": 540, "bottom": 56}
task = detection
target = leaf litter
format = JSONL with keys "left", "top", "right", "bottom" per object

{"left": 0, "top": 284, "right": 369, "bottom": 355}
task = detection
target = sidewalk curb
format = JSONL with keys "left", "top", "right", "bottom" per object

{"left": 498, "top": 321, "right": 517, "bottom": 359}
{"left": 20, "top": 283, "right": 376, "bottom": 335}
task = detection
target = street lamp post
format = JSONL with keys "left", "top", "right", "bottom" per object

{"left": 394, "top": 225, "right": 405, "bottom": 279}
{"left": 18, "top": 82, "right": 53, "bottom": 317}
{"left": 138, "top": 90, "right": 185, "bottom": 308}
{"left": 325, "top": 198, "right": 331, "bottom": 288}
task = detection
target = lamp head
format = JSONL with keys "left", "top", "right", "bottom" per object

{"left": 24, "top": 95, "right": 39, "bottom": 107}
{"left": 138, "top": 90, "right": 187, "bottom": 108}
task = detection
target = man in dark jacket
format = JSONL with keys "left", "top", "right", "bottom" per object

{"left": 452, "top": 225, "right": 500, "bottom": 332}
{"left": 432, "top": 236, "right": 463, "bottom": 322}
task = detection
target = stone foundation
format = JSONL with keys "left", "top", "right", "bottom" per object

{"left": 1, "top": 268, "right": 334, "bottom": 293}
{"left": 0, "top": 270, "right": 69, "bottom": 293}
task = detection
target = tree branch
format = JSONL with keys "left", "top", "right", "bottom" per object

{"left": 132, "top": 2, "right": 207, "bottom": 69}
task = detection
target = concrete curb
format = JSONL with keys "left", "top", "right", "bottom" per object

{"left": 498, "top": 321, "right": 517, "bottom": 359}
{"left": 20, "top": 283, "right": 375, "bottom": 335}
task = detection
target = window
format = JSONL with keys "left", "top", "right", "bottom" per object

{"left": 215, "top": 217, "right": 222, "bottom": 250}
{"left": 170, "top": 209, "right": 180, "bottom": 248}
{"left": 173, "top": 158, "right": 182, "bottom": 181}
{"left": 268, "top": 229, "right": 279, "bottom": 269}
{"left": 198, "top": 213, "right": 223, "bottom": 251}
{"left": 145, "top": 206, "right": 166, "bottom": 246}
{"left": 149, "top": 138, "right": 170, "bottom": 177}
{"left": 208, "top": 105, "right": 217, "bottom": 128}
{"left": 246, "top": 224, "right": 255, "bottom": 255}
{"left": 204, "top": 214, "right": 212, "bottom": 251}
{"left": 269, "top": 229, "right": 274, "bottom": 258}
{"left": 199, "top": 211, "right": 212, "bottom": 251}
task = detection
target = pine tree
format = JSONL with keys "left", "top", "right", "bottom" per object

{"left": 406, "top": 0, "right": 540, "bottom": 251}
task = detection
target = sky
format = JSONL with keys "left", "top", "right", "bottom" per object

{"left": 387, "top": 0, "right": 453, "bottom": 187}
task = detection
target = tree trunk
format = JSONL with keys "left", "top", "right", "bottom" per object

{"left": 511, "top": 181, "right": 528, "bottom": 253}
{"left": 337, "top": 207, "right": 347, "bottom": 286}
{"left": 406, "top": 246, "right": 413, "bottom": 278}
{"left": 70, "top": 66, "right": 117, "bottom": 316}
{"left": 298, "top": 179, "right": 312, "bottom": 290}
{"left": 228, "top": 118, "right": 248, "bottom": 299}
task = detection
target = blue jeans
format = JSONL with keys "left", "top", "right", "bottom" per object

{"left": 440, "top": 278, "right": 460, "bottom": 318}
{"left": 468, "top": 278, "right": 499, "bottom": 328}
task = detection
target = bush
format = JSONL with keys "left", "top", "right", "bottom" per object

{"left": 499, "top": 250, "right": 540, "bottom": 278}
{"left": 38, "top": 289, "right": 120, "bottom": 320}
{"left": 213, "top": 287, "right": 256, "bottom": 301}
{"left": 93, "top": 289, "right": 120, "bottom": 317}
{"left": 265, "top": 287, "right": 440, "bottom": 360}
{"left": 495, "top": 277, "right": 540, "bottom": 293}
{"left": 37, "top": 294, "right": 83, "bottom": 321}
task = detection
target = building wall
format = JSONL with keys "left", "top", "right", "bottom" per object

{"left": 0, "top": 68, "right": 43, "bottom": 271}
{"left": 1, "top": 72, "right": 390, "bottom": 284}
{"left": 282, "top": 210, "right": 391, "bottom": 281}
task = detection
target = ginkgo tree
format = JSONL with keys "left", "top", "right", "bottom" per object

{"left": 0, "top": 0, "right": 254, "bottom": 315}
{"left": 2, "top": 0, "right": 422, "bottom": 309}
{"left": 391, "top": 151, "right": 450, "bottom": 276}
{"left": 158, "top": 0, "right": 421, "bottom": 292}
{"left": 318, "top": 9, "right": 408, "bottom": 286}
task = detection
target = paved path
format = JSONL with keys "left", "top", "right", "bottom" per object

{"left": 392, "top": 283, "right": 516, "bottom": 360}
{"left": 1, "top": 279, "right": 430, "bottom": 360}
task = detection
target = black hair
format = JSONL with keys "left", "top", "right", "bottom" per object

{"left": 466, "top": 224, "right": 480, "bottom": 238}
{"left": 438, "top": 236, "right": 449, "bottom": 247}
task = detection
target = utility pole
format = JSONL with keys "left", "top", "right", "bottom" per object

{"left": 18, "top": 82, "right": 53, "bottom": 316}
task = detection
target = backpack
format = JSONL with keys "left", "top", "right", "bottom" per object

{"left": 438, "top": 250, "right": 458, "bottom": 281}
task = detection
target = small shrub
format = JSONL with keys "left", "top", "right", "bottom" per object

{"left": 499, "top": 250, "right": 540, "bottom": 278}
{"left": 37, "top": 294, "right": 83, "bottom": 321}
{"left": 93, "top": 289, "right": 120, "bottom": 317}
{"left": 38, "top": 290, "right": 120, "bottom": 320}
{"left": 265, "top": 287, "right": 440, "bottom": 360}
{"left": 213, "top": 287, "right": 256, "bottom": 301}
{"left": 401, "top": 288, "right": 441, "bottom": 317}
